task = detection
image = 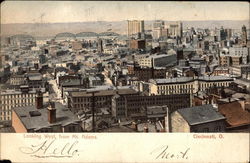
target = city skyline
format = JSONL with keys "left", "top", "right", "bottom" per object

{"left": 1, "top": 1, "right": 249, "bottom": 24}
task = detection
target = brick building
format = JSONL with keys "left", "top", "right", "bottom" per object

{"left": 12, "top": 101, "right": 82, "bottom": 133}
{"left": 112, "top": 93, "right": 191, "bottom": 118}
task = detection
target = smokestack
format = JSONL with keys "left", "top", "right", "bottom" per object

{"left": 164, "top": 106, "right": 171, "bottom": 132}
{"left": 36, "top": 90, "right": 43, "bottom": 109}
{"left": 48, "top": 102, "right": 56, "bottom": 123}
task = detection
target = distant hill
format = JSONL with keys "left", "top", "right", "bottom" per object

{"left": 1, "top": 20, "right": 249, "bottom": 38}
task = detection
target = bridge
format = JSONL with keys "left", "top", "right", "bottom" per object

{"left": 8, "top": 31, "right": 121, "bottom": 41}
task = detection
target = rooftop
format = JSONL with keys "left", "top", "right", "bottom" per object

{"left": 13, "top": 103, "right": 80, "bottom": 131}
{"left": 150, "top": 76, "right": 233, "bottom": 85}
{"left": 69, "top": 86, "right": 138, "bottom": 97}
{"left": 0, "top": 89, "right": 37, "bottom": 95}
{"left": 219, "top": 101, "right": 250, "bottom": 128}
{"left": 150, "top": 77, "right": 194, "bottom": 84}
{"left": 177, "top": 104, "right": 226, "bottom": 126}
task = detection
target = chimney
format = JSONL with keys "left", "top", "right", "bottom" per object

{"left": 212, "top": 103, "right": 218, "bottom": 112}
{"left": 48, "top": 102, "right": 56, "bottom": 123}
{"left": 132, "top": 122, "right": 138, "bottom": 131}
{"left": 36, "top": 90, "right": 43, "bottom": 109}
{"left": 238, "top": 100, "right": 245, "bottom": 111}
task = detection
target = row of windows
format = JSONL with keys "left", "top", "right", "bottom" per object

{"left": 1, "top": 99, "right": 35, "bottom": 104}
{"left": 158, "top": 84, "right": 193, "bottom": 90}
{"left": 193, "top": 126, "right": 222, "bottom": 132}
{"left": 73, "top": 97, "right": 109, "bottom": 103}
{"left": 0, "top": 115, "right": 11, "bottom": 121}
{"left": 73, "top": 103, "right": 111, "bottom": 108}
{"left": 199, "top": 82, "right": 229, "bottom": 90}
{"left": 0, "top": 94, "right": 36, "bottom": 99}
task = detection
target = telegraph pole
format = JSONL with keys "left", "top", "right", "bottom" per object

{"left": 87, "top": 91, "right": 99, "bottom": 132}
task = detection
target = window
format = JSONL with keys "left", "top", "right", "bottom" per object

{"left": 203, "top": 128, "right": 209, "bottom": 132}
{"left": 214, "top": 126, "right": 221, "bottom": 132}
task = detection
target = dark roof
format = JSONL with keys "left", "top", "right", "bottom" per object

{"left": 13, "top": 103, "right": 80, "bottom": 131}
{"left": 177, "top": 104, "right": 226, "bottom": 126}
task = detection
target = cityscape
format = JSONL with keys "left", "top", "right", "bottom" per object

{"left": 0, "top": 2, "right": 250, "bottom": 133}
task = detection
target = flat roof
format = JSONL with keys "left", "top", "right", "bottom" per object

{"left": 69, "top": 86, "right": 138, "bottom": 97}
{"left": 150, "top": 76, "right": 233, "bottom": 85}
{"left": 150, "top": 77, "right": 194, "bottom": 84}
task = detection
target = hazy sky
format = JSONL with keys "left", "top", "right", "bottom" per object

{"left": 1, "top": 1, "right": 249, "bottom": 24}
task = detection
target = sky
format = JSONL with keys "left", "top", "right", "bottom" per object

{"left": 1, "top": 1, "right": 249, "bottom": 24}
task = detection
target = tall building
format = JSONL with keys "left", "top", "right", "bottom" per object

{"left": 229, "top": 46, "right": 249, "bottom": 64}
{"left": 225, "top": 28, "right": 232, "bottom": 39}
{"left": 216, "top": 26, "right": 227, "bottom": 41}
{"left": 97, "top": 38, "right": 103, "bottom": 53}
{"left": 127, "top": 20, "right": 145, "bottom": 37}
{"left": 0, "top": 54, "right": 7, "bottom": 69}
{"left": 0, "top": 54, "right": 2, "bottom": 69}
{"left": 166, "top": 21, "right": 183, "bottom": 38}
{"left": 242, "top": 25, "right": 247, "bottom": 46}
{"left": 153, "top": 20, "right": 165, "bottom": 29}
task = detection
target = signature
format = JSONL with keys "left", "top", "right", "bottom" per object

{"left": 19, "top": 139, "right": 82, "bottom": 158}
{"left": 150, "top": 145, "right": 190, "bottom": 160}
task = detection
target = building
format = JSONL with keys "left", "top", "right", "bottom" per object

{"left": 230, "top": 65, "right": 250, "bottom": 79}
{"left": 212, "top": 67, "right": 230, "bottom": 76}
{"left": 0, "top": 87, "right": 38, "bottom": 124}
{"left": 12, "top": 101, "right": 82, "bottom": 133}
{"left": 9, "top": 74, "right": 27, "bottom": 86}
{"left": 216, "top": 26, "right": 227, "bottom": 41}
{"left": 219, "top": 55, "right": 231, "bottom": 66}
{"left": 129, "top": 39, "right": 146, "bottom": 50}
{"left": 166, "top": 21, "right": 183, "bottom": 38}
{"left": 225, "top": 28, "right": 232, "bottom": 39}
{"left": 127, "top": 20, "right": 145, "bottom": 37}
{"left": 241, "top": 25, "right": 247, "bottom": 46}
{"left": 231, "top": 56, "right": 242, "bottom": 66}
{"left": 39, "top": 54, "right": 46, "bottom": 64}
{"left": 229, "top": 46, "right": 249, "bottom": 64}
{"left": 0, "top": 55, "right": 6, "bottom": 68}
{"left": 132, "top": 66, "right": 168, "bottom": 81}
{"left": 89, "top": 76, "right": 102, "bottom": 87}
{"left": 153, "top": 20, "right": 165, "bottom": 29}
{"left": 171, "top": 104, "right": 226, "bottom": 132}
{"left": 149, "top": 77, "right": 195, "bottom": 95}
{"left": 148, "top": 76, "right": 233, "bottom": 95}
{"left": 152, "top": 27, "right": 162, "bottom": 40}
{"left": 112, "top": 93, "right": 191, "bottom": 118}
{"left": 26, "top": 73, "right": 47, "bottom": 89}
{"left": 67, "top": 86, "right": 138, "bottom": 114}
{"left": 97, "top": 39, "right": 103, "bottom": 53}
{"left": 138, "top": 54, "right": 177, "bottom": 68}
